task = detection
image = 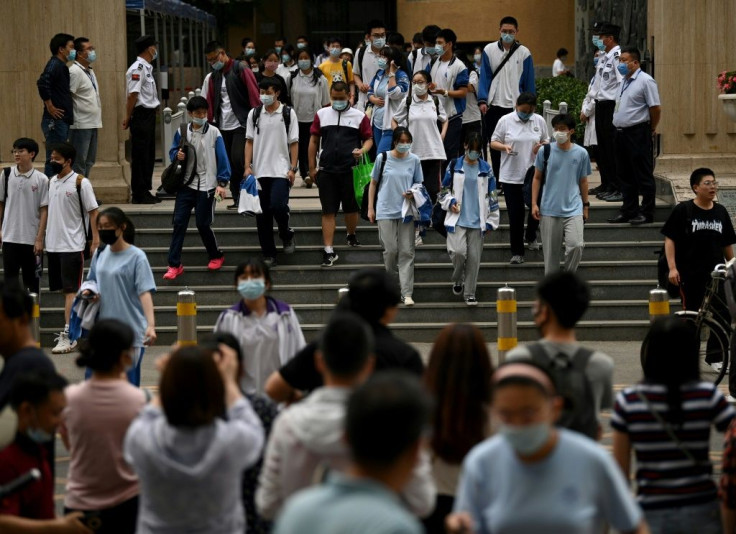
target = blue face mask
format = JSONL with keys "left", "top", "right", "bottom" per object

{"left": 298, "top": 59, "right": 311, "bottom": 71}
{"left": 617, "top": 63, "right": 629, "bottom": 75}
{"left": 275, "top": 46, "right": 282, "bottom": 54}
{"left": 377, "top": 58, "right": 388, "bottom": 70}
{"left": 501, "top": 33, "right": 515, "bottom": 44}
{"left": 434, "top": 43, "right": 445, "bottom": 56}
{"left": 86, "top": 50, "right": 97, "bottom": 63}
{"left": 499, "top": 422, "right": 550, "bottom": 456}
{"left": 67, "top": 49, "right": 77, "bottom": 62}
{"left": 467, "top": 150, "right": 481, "bottom": 161}
{"left": 282, "top": 54, "right": 290, "bottom": 64}
{"left": 396, "top": 143, "right": 412, "bottom": 153}
{"left": 592, "top": 36, "right": 605, "bottom": 51}
{"left": 212, "top": 60, "right": 224, "bottom": 71}
{"left": 238, "top": 278, "right": 266, "bottom": 300}
{"left": 260, "top": 94, "right": 275, "bottom": 107}
{"left": 332, "top": 100, "right": 348, "bottom": 111}
{"left": 373, "top": 37, "right": 386, "bottom": 49}
{"left": 192, "top": 116, "right": 208, "bottom": 126}
{"left": 517, "top": 111, "right": 532, "bottom": 121}
{"left": 27, "top": 426, "right": 54, "bottom": 444}
{"left": 424, "top": 46, "right": 435, "bottom": 56}
{"left": 330, "top": 47, "right": 341, "bottom": 58}
{"left": 297, "top": 42, "right": 307, "bottom": 50}
{"left": 245, "top": 48, "right": 256, "bottom": 57}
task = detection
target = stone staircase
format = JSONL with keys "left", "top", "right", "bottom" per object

{"left": 32, "top": 199, "right": 675, "bottom": 346}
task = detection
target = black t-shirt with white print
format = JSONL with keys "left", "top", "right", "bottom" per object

{"left": 661, "top": 200, "right": 736, "bottom": 280}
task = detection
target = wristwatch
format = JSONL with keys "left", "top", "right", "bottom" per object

{"left": 444, "top": 89, "right": 449, "bottom": 97}
{"left": 290, "top": 166, "right": 299, "bottom": 172}
{"left": 583, "top": 202, "right": 591, "bottom": 207}
{"left": 217, "top": 180, "right": 228, "bottom": 188}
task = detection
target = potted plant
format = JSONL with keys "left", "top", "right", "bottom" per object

{"left": 718, "top": 70, "right": 736, "bottom": 121}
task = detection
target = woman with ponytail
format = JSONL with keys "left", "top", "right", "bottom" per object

{"left": 82, "top": 207, "right": 156, "bottom": 386}
{"left": 60, "top": 319, "right": 146, "bottom": 533}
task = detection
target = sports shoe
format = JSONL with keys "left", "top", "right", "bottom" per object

{"left": 208, "top": 256, "right": 225, "bottom": 271}
{"left": 283, "top": 234, "right": 296, "bottom": 254}
{"left": 402, "top": 296, "right": 415, "bottom": 306}
{"left": 263, "top": 256, "right": 277, "bottom": 268}
{"left": 711, "top": 362, "right": 723, "bottom": 373}
{"left": 727, "top": 395, "right": 736, "bottom": 404}
{"left": 346, "top": 234, "right": 361, "bottom": 247}
{"left": 163, "top": 265, "right": 184, "bottom": 280}
{"left": 510, "top": 255, "right": 524, "bottom": 265}
{"left": 52, "top": 331, "right": 77, "bottom": 354}
{"left": 321, "top": 251, "right": 339, "bottom": 267}
{"left": 526, "top": 239, "right": 541, "bottom": 251}
{"left": 588, "top": 185, "right": 603, "bottom": 195}
{"left": 415, "top": 232, "right": 423, "bottom": 247}
{"left": 465, "top": 296, "right": 479, "bottom": 306}
{"left": 304, "top": 176, "right": 313, "bottom": 189}
{"left": 452, "top": 283, "right": 463, "bottom": 296}
{"left": 226, "top": 202, "right": 238, "bottom": 210}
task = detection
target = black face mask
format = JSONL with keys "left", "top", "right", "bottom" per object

{"left": 98, "top": 229, "right": 119, "bottom": 245}
{"left": 49, "top": 161, "right": 64, "bottom": 175}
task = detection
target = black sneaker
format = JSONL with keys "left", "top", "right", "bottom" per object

{"left": 227, "top": 203, "right": 238, "bottom": 210}
{"left": 283, "top": 234, "right": 296, "bottom": 254}
{"left": 452, "top": 283, "right": 463, "bottom": 296}
{"left": 263, "top": 257, "right": 277, "bottom": 267}
{"left": 346, "top": 234, "right": 361, "bottom": 247}
{"left": 321, "top": 251, "right": 339, "bottom": 267}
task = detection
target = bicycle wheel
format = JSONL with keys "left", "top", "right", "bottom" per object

{"left": 675, "top": 310, "right": 730, "bottom": 385}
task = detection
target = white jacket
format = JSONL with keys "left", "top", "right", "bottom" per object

{"left": 256, "top": 386, "right": 436, "bottom": 520}
{"left": 439, "top": 156, "right": 500, "bottom": 233}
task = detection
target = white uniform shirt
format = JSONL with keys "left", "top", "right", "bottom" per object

{"left": 481, "top": 41, "right": 533, "bottom": 108}
{"left": 0, "top": 167, "right": 49, "bottom": 245}
{"left": 463, "top": 70, "right": 481, "bottom": 124}
{"left": 246, "top": 104, "right": 299, "bottom": 179}
{"left": 392, "top": 94, "right": 447, "bottom": 161}
{"left": 613, "top": 69, "right": 661, "bottom": 128}
{"left": 552, "top": 58, "right": 566, "bottom": 77}
{"left": 592, "top": 45, "right": 623, "bottom": 101}
{"left": 491, "top": 112, "right": 549, "bottom": 184}
{"left": 46, "top": 172, "right": 98, "bottom": 253}
{"left": 201, "top": 72, "right": 241, "bottom": 131}
{"left": 353, "top": 46, "right": 379, "bottom": 110}
{"left": 69, "top": 62, "right": 102, "bottom": 129}
{"left": 125, "top": 56, "right": 160, "bottom": 108}
{"left": 411, "top": 48, "right": 433, "bottom": 75}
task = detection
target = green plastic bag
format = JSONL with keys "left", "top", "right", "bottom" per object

{"left": 352, "top": 153, "right": 374, "bottom": 207}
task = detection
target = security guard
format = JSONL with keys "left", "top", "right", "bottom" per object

{"left": 609, "top": 47, "right": 661, "bottom": 225}
{"left": 124, "top": 35, "right": 161, "bottom": 204}
{"left": 584, "top": 22, "right": 623, "bottom": 203}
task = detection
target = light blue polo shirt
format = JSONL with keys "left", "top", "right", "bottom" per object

{"left": 536, "top": 143, "right": 591, "bottom": 218}
{"left": 372, "top": 152, "right": 423, "bottom": 220}
{"left": 612, "top": 69, "right": 661, "bottom": 128}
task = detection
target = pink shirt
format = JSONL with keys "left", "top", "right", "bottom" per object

{"left": 61, "top": 379, "right": 146, "bottom": 510}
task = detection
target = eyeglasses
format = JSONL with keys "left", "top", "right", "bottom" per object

{"left": 10, "top": 150, "right": 27, "bottom": 155}
{"left": 701, "top": 180, "right": 718, "bottom": 187}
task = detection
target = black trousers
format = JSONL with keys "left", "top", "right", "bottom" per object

{"left": 65, "top": 496, "right": 138, "bottom": 534}
{"left": 503, "top": 183, "right": 527, "bottom": 256}
{"left": 255, "top": 178, "right": 293, "bottom": 257}
{"left": 129, "top": 107, "right": 157, "bottom": 200}
{"left": 616, "top": 123, "right": 655, "bottom": 219}
{"left": 2, "top": 242, "right": 39, "bottom": 294}
{"left": 221, "top": 127, "right": 246, "bottom": 202}
{"left": 594, "top": 100, "right": 619, "bottom": 192}
{"left": 297, "top": 121, "right": 312, "bottom": 177}
{"left": 440, "top": 116, "right": 464, "bottom": 179}
{"left": 483, "top": 105, "right": 513, "bottom": 180}
{"left": 421, "top": 159, "right": 442, "bottom": 205}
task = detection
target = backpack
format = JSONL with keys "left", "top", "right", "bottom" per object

{"left": 360, "top": 151, "right": 387, "bottom": 222}
{"left": 522, "top": 143, "right": 551, "bottom": 208}
{"left": 252, "top": 104, "right": 293, "bottom": 135}
{"left": 657, "top": 200, "right": 694, "bottom": 298}
{"left": 357, "top": 47, "right": 367, "bottom": 79}
{"left": 528, "top": 343, "right": 599, "bottom": 439}
{"left": 75, "top": 175, "right": 94, "bottom": 260}
{"left": 160, "top": 123, "right": 198, "bottom": 194}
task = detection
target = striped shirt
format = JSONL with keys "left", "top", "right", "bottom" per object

{"left": 611, "top": 381, "right": 734, "bottom": 510}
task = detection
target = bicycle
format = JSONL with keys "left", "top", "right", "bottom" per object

{"left": 674, "top": 262, "right": 732, "bottom": 385}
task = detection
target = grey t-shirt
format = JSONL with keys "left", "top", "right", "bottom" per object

{"left": 506, "top": 340, "right": 614, "bottom": 418}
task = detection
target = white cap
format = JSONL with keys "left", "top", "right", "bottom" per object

{"left": 341, "top": 47, "right": 353, "bottom": 57}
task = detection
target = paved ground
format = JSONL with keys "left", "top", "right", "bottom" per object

{"left": 48, "top": 339, "right": 731, "bottom": 515}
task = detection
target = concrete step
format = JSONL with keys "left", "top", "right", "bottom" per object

{"left": 135, "top": 223, "right": 666, "bottom": 248}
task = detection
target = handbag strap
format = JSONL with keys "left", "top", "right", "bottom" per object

{"left": 75, "top": 175, "right": 88, "bottom": 241}
{"left": 493, "top": 41, "right": 520, "bottom": 78}
{"left": 634, "top": 389, "right": 703, "bottom": 466}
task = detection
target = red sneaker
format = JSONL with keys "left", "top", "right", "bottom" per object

{"left": 208, "top": 256, "right": 225, "bottom": 271}
{"left": 163, "top": 265, "right": 184, "bottom": 280}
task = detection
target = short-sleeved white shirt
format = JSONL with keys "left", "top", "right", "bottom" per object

{"left": 353, "top": 47, "right": 379, "bottom": 109}
{"left": 492, "top": 112, "right": 549, "bottom": 184}
{"left": 392, "top": 94, "right": 447, "bottom": 161}
{"left": 246, "top": 104, "right": 299, "bottom": 179}
{"left": 69, "top": 62, "right": 102, "bottom": 129}
{"left": 125, "top": 56, "right": 160, "bottom": 108}
{"left": 463, "top": 70, "right": 481, "bottom": 124}
{"left": 46, "top": 172, "right": 98, "bottom": 253}
{"left": 0, "top": 167, "right": 49, "bottom": 245}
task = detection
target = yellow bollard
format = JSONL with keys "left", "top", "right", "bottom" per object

{"left": 649, "top": 287, "right": 670, "bottom": 322}
{"left": 29, "top": 292, "right": 40, "bottom": 347}
{"left": 177, "top": 288, "right": 197, "bottom": 346}
{"left": 497, "top": 285, "right": 518, "bottom": 363}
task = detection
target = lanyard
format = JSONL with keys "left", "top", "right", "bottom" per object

{"left": 620, "top": 73, "right": 637, "bottom": 97}
{"left": 83, "top": 68, "right": 98, "bottom": 92}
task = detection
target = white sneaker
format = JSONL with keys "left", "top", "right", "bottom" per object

{"left": 402, "top": 296, "right": 415, "bottom": 306}
{"left": 727, "top": 395, "right": 736, "bottom": 404}
{"left": 711, "top": 362, "right": 723, "bottom": 372}
{"left": 415, "top": 231, "right": 423, "bottom": 247}
{"left": 51, "top": 331, "right": 77, "bottom": 354}
{"left": 526, "top": 239, "right": 541, "bottom": 251}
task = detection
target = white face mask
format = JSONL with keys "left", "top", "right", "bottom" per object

{"left": 413, "top": 83, "right": 428, "bottom": 96}
{"left": 553, "top": 130, "right": 569, "bottom": 144}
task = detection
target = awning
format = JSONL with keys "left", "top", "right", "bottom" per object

{"left": 126, "top": 0, "right": 217, "bottom": 27}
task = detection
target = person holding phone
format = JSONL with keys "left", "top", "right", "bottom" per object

{"left": 83, "top": 207, "right": 155, "bottom": 386}
{"left": 367, "top": 46, "right": 410, "bottom": 153}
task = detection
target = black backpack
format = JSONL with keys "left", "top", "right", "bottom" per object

{"left": 405, "top": 93, "right": 443, "bottom": 132}
{"left": 252, "top": 104, "right": 293, "bottom": 135}
{"left": 522, "top": 143, "right": 551, "bottom": 208}
{"left": 528, "top": 343, "right": 599, "bottom": 439}
{"left": 161, "top": 123, "right": 198, "bottom": 194}
{"left": 360, "top": 151, "right": 388, "bottom": 222}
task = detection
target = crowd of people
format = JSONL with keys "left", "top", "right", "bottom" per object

{"left": 5, "top": 11, "right": 736, "bottom": 534}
